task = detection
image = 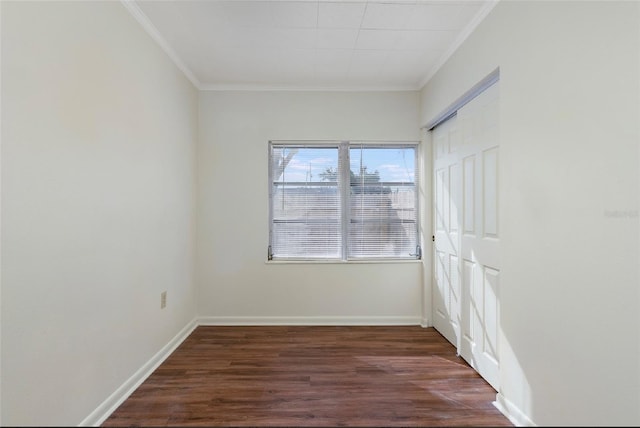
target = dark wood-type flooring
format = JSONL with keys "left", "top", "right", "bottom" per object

{"left": 103, "top": 326, "right": 512, "bottom": 427}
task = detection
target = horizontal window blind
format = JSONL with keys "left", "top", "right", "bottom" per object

{"left": 348, "top": 144, "right": 418, "bottom": 259}
{"left": 269, "top": 141, "right": 419, "bottom": 261}
{"left": 270, "top": 145, "right": 342, "bottom": 259}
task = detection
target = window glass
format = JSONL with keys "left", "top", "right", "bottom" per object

{"left": 269, "top": 142, "right": 419, "bottom": 261}
{"left": 271, "top": 146, "right": 341, "bottom": 259}
{"left": 349, "top": 145, "right": 417, "bottom": 259}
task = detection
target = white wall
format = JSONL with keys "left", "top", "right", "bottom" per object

{"left": 420, "top": 1, "right": 639, "bottom": 425}
{"left": 1, "top": 1, "right": 198, "bottom": 425}
{"left": 197, "top": 91, "right": 423, "bottom": 322}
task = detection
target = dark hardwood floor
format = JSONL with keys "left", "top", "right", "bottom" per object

{"left": 103, "top": 326, "right": 512, "bottom": 427}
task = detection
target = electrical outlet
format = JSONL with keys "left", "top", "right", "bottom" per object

{"left": 160, "top": 291, "right": 167, "bottom": 309}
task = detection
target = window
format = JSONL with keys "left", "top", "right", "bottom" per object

{"left": 269, "top": 141, "right": 420, "bottom": 261}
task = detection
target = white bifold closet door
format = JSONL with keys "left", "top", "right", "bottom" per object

{"left": 432, "top": 82, "right": 500, "bottom": 391}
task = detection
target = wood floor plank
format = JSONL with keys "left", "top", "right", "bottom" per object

{"left": 102, "top": 326, "right": 512, "bottom": 427}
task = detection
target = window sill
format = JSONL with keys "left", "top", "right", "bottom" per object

{"left": 265, "top": 259, "right": 422, "bottom": 265}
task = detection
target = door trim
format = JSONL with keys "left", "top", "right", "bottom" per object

{"left": 423, "top": 68, "right": 500, "bottom": 131}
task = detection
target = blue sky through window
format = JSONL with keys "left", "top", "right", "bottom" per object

{"left": 279, "top": 147, "right": 338, "bottom": 183}
{"left": 279, "top": 146, "right": 415, "bottom": 183}
{"left": 350, "top": 146, "right": 415, "bottom": 183}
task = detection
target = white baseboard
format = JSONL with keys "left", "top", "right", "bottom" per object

{"left": 198, "top": 315, "right": 422, "bottom": 326}
{"left": 79, "top": 315, "right": 426, "bottom": 426}
{"left": 420, "top": 317, "right": 430, "bottom": 328}
{"left": 78, "top": 318, "right": 198, "bottom": 427}
{"left": 493, "top": 393, "right": 536, "bottom": 427}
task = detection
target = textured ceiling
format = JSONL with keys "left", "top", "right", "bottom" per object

{"left": 129, "top": 0, "right": 496, "bottom": 90}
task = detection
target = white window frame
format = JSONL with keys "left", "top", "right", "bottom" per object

{"left": 268, "top": 140, "right": 421, "bottom": 262}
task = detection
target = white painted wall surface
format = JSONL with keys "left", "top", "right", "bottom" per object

{"left": 421, "top": 1, "right": 639, "bottom": 425}
{"left": 197, "top": 91, "right": 422, "bottom": 322}
{"left": 1, "top": 2, "right": 198, "bottom": 425}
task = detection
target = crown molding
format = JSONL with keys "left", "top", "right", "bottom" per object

{"left": 120, "top": 0, "right": 202, "bottom": 90}
{"left": 418, "top": 0, "right": 500, "bottom": 90}
{"left": 122, "top": 0, "right": 496, "bottom": 93}
{"left": 199, "top": 83, "right": 419, "bottom": 92}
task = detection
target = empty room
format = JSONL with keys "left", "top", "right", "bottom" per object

{"left": 1, "top": 0, "right": 639, "bottom": 426}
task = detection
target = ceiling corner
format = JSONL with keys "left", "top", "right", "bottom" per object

{"left": 120, "top": 0, "right": 202, "bottom": 90}
{"left": 417, "top": 0, "right": 500, "bottom": 91}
